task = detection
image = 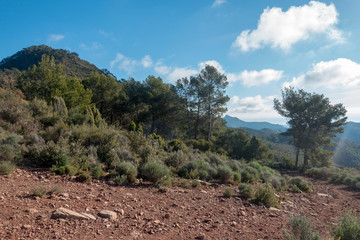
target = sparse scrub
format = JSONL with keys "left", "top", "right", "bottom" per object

{"left": 90, "top": 164, "right": 104, "bottom": 179}
{"left": 241, "top": 166, "right": 259, "bottom": 183}
{"left": 217, "top": 165, "right": 233, "bottom": 183}
{"left": 332, "top": 211, "right": 360, "bottom": 240}
{"left": 48, "top": 185, "right": 63, "bottom": 196}
{"left": 76, "top": 172, "right": 92, "bottom": 182}
{"left": 140, "top": 161, "right": 170, "bottom": 183}
{"left": 238, "top": 183, "right": 254, "bottom": 199}
{"left": 0, "top": 161, "right": 15, "bottom": 175}
{"left": 114, "top": 174, "right": 128, "bottom": 186}
{"left": 116, "top": 161, "right": 137, "bottom": 184}
{"left": 253, "top": 184, "right": 279, "bottom": 208}
{"left": 283, "top": 216, "right": 320, "bottom": 240}
{"left": 31, "top": 185, "right": 48, "bottom": 197}
{"left": 289, "top": 177, "right": 312, "bottom": 193}
{"left": 223, "top": 188, "right": 233, "bottom": 198}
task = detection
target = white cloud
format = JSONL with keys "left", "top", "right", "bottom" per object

{"left": 141, "top": 55, "right": 153, "bottom": 68}
{"left": 110, "top": 53, "right": 125, "bottom": 69}
{"left": 48, "top": 34, "right": 64, "bottom": 42}
{"left": 167, "top": 68, "right": 198, "bottom": 83}
{"left": 227, "top": 95, "right": 280, "bottom": 121}
{"left": 198, "top": 60, "right": 225, "bottom": 74}
{"left": 211, "top": 0, "right": 226, "bottom": 8}
{"left": 228, "top": 69, "right": 283, "bottom": 86}
{"left": 284, "top": 58, "right": 360, "bottom": 89}
{"left": 79, "top": 42, "right": 102, "bottom": 51}
{"left": 232, "top": 1, "right": 343, "bottom": 52}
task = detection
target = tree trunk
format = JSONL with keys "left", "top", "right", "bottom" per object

{"left": 295, "top": 147, "right": 300, "bottom": 167}
{"left": 303, "top": 149, "right": 309, "bottom": 167}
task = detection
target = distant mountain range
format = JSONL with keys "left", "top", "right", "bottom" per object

{"left": 224, "top": 115, "right": 287, "bottom": 132}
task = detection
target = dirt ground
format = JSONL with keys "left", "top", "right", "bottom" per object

{"left": 1, "top": 168, "right": 359, "bottom": 240}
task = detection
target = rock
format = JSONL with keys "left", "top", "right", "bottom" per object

{"left": 25, "top": 209, "right": 38, "bottom": 214}
{"left": 240, "top": 211, "right": 246, "bottom": 216}
{"left": 61, "top": 193, "right": 69, "bottom": 198}
{"left": 22, "top": 225, "right": 32, "bottom": 229}
{"left": 230, "top": 221, "right": 237, "bottom": 226}
{"left": 195, "top": 234, "right": 205, "bottom": 239}
{"left": 51, "top": 207, "right": 96, "bottom": 220}
{"left": 164, "top": 213, "right": 170, "bottom": 219}
{"left": 317, "top": 193, "right": 331, "bottom": 197}
{"left": 153, "top": 219, "right": 161, "bottom": 224}
{"left": 98, "top": 210, "right": 117, "bottom": 220}
{"left": 269, "top": 207, "right": 280, "bottom": 212}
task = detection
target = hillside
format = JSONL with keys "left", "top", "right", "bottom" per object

{"left": 339, "top": 121, "right": 360, "bottom": 145}
{"left": 224, "top": 115, "right": 287, "bottom": 132}
{"left": 0, "top": 45, "right": 106, "bottom": 78}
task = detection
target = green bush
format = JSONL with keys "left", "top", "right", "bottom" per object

{"left": 238, "top": 183, "right": 254, "bottom": 199}
{"left": 289, "top": 177, "right": 312, "bottom": 193}
{"left": 90, "top": 164, "right": 104, "bottom": 179}
{"left": 332, "top": 212, "right": 360, "bottom": 240}
{"left": 283, "top": 216, "right": 320, "bottom": 240}
{"left": 31, "top": 185, "right": 48, "bottom": 197}
{"left": 289, "top": 184, "right": 301, "bottom": 193}
{"left": 0, "top": 161, "right": 15, "bottom": 175}
{"left": 114, "top": 175, "right": 128, "bottom": 186}
{"left": 140, "top": 162, "right": 170, "bottom": 183}
{"left": 253, "top": 184, "right": 279, "bottom": 208}
{"left": 77, "top": 172, "right": 92, "bottom": 182}
{"left": 54, "top": 153, "right": 70, "bottom": 167}
{"left": 233, "top": 172, "right": 241, "bottom": 183}
{"left": 167, "top": 139, "right": 186, "bottom": 151}
{"left": 48, "top": 185, "right": 63, "bottom": 196}
{"left": 249, "top": 161, "right": 262, "bottom": 172}
{"left": 178, "top": 159, "right": 210, "bottom": 180}
{"left": 217, "top": 165, "right": 233, "bottom": 183}
{"left": 52, "top": 165, "right": 78, "bottom": 176}
{"left": 116, "top": 162, "right": 137, "bottom": 183}
{"left": 241, "top": 166, "right": 259, "bottom": 183}
{"left": 223, "top": 188, "right": 233, "bottom": 198}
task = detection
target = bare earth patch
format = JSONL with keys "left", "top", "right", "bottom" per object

{"left": 1, "top": 168, "right": 360, "bottom": 239}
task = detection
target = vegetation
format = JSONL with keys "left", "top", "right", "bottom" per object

{"left": 332, "top": 212, "right": 360, "bottom": 240}
{"left": 223, "top": 188, "right": 233, "bottom": 198}
{"left": 283, "top": 216, "right": 320, "bottom": 240}
{"left": 253, "top": 184, "right": 279, "bottom": 208}
{"left": 274, "top": 87, "right": 347, "bottom": 168}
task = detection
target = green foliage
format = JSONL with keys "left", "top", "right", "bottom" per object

{"left": 167, "top": 139, "right": 186, "bottom": 151}
{"left": 52, "top": 165, "right": 78, "bottom": 176}
{"left": 128, "top": 121, "right": 136, "bottom": 132}
{"left": 332, "top": 212, "right": 360, "bottom": 240}
{"left": 238, "top": 183, "right": 254, "bottom": 199}
{"left": 283, "top": 216, "right": 320, "bottom": 240}
{"left": 116, "top": 162, "right": 137, "bottom": 184}
{"left": 48, "top": 185, "right": 63, "bottom": 196}
{"left": 77, "top": 172, "right": 92, "bottom": 182}
{"left": 288, "top": 177, "right": 312, "bottom": 193}
{"left": 223, "top": 188, "right": 233, "bottom": 198}
{"left": 0, "top": 161, "right": 15, "bottom": 175}
{"left": 217, "top": 165, "right": 233, "bottom": 183}
{"left": 140, "top": 161, "right": 170, "bottom": 183}
{"left": 233, "top": 172, "right": 241, "bottom": 183}
{"left": 178, "top": 159, "right": 213, "bottom": 180}
{"left": 253, "top": 184, "right": 279, "bottom": 208}
{"left": 241, "top": 166, "right": 260, "bottom": 183}
{"left": 31, "top": 185, "right": 48, "bottom": 197}
{"left": 289, "top": 184, "right": 302, "bottom": 193}
{"left": 90, "top": 164, "right": 104, "bottom": 179}
{"left": 114, "top": 175, "right": 128, "bottom": 186}
{"left": 274, "top": 87, "right": 347, "bottom": 168}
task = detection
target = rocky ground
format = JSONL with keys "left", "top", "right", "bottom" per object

{"left": 1, "top": 168, "right": 360, "bottom": 240}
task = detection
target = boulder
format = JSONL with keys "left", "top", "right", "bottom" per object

{"left": 98, "top": 210, "right": 117, "bottom": 220}
{"left": 51, "top": 207, "right": 96, "bottom": 220}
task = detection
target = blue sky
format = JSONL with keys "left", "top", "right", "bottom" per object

{"left": 1, "top": 0, "right": 360, "bottom": 124}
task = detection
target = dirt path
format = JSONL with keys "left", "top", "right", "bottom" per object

{"left": 1, "top": 168, "right": 359, "bottom": 240}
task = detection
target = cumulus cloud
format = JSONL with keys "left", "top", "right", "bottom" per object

{"left": 211, "top": 0, "right": 226, "bottom": 8}
{"left": 232, "top": 1, "right": 343, "bottom": 52}
{"left": 110, "top": 53, "right": 154, "bottom": 74}
{"left": 228, "top": 69, "right": 283, "bottom": 86}
{"left": 227, "top": 95, "right": 280, "bottom": 121}
{"left": 284, "top": 58, "right": 360, "bottom": 89}
{"left": 141, "top": 55, "right": 153, "bottom": 68}
{"left": 79, "top": 42, "right": 102, "bottom": 51}
{"left": 48, "top": 34, "right": 64, "bottom": 42}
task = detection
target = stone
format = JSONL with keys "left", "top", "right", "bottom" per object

{"left": 51, "top": 207, "right": 96, "bottom": 220}
{"left": 317, "top": 193, "right": 331, "bottom": 197}
{"left": 25, "top": 209, "right": 38, "bottom": 214}
{"left": 61, "top": 193, "right": 69, "bottom": 198}
{"left": 269, "top": 207, "right": 280, "bottom": 212}
{"left": 98, "top": 210, "right": 117, "bottom": 220}
{"left": 230, "top": 221, "right": 237, "bottom": 226}
{"left": 22, "top": 225, "right": 32, "bottom": 229}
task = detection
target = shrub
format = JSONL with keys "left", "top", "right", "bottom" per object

{"left": 241, "top": 166, "right": 259, "bottom": 183}
{"left": 90, "top": 164, "right": 104, "bottom": 179}
{"left": 253, "top": 184, "right": 279, "bottom": 208}
{"left": 223, "top": 188, "right": 233, "bottom": 198}
{"left": 77, "top": 172, "right": 92, "bottom": 182}
{"left": 0, "top": 161, "right": 15, "bottom": 175}
{"left": 238, "top": 183, "right": 254, "bottom": 199}
{"left": 233, "top": 172, "right": 241, "bottom": 183}
{"left": 249, "top": 161, "right": 262, "bottom": 172}
{"left": 289, "top": 177, "right": 312, "bottom": 193}
{"left": 116, "top": 162, "right": 137, "bottom": 184}
{"left": 114, "top": 175, "right": 128, "bottom": 186}
{"left": 289, "top": 184, "right": 301, "bottom": 193}
{"left": 178, "top": 159, "right": 210, "bottom": 180}
{"left": 48, "top": 185, "right": 63, "bottom": 196}
{"left": 54, "top": 153, "right": 70, "bottom": 167}
{"left": 283, "top": 216, "right": 320, "bottom": 240}
{"left": 165, "top": 150, "right": 188, "bottom": 169}
{"left": 332, "top": 212, "right": 360, "bottom": 240}
{"left": 167, "top": 139, "right": 186, "bottom": 151}
{"left": 191, "top": 180, "right": 201, "bottom": 188}
{"left": 217, "top": 165, "right": 233, "bottom": 183}
{"left": 31, "top": 185, "right": 48, "bottom": 197}
{"left": 52, "top": 165, "right": 78, "bottom": 176}
{"left": 140, "top": 162, "right": 170, "bottom": 183}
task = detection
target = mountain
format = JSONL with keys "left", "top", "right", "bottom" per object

{"left": 224, "top": 115, "right": 287, "bottom": 131}
{"left": 339, "top": 121, "right": 360, "bottom": 145}
{"left": 0, "top": 45, "right": 107, "bottom": 79}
